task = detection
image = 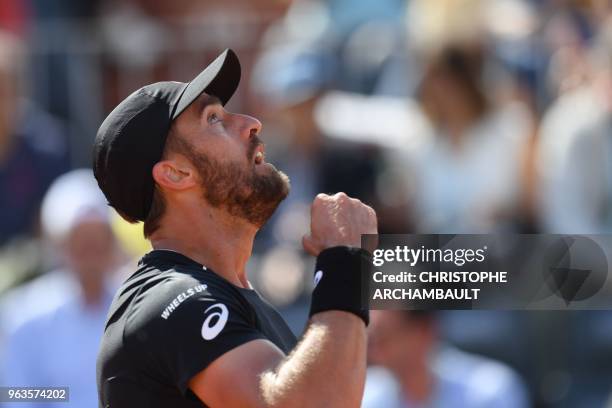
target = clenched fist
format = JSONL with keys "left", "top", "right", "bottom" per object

{"left": 302, "top": 192, "right": 378, "bottom": 256}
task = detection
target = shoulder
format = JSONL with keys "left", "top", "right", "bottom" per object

{"left": 111, "top": 261, "right": 269, "bottom": 390}
{"left": 540, "top": 88, "right": 604, "bottom": 153}
{"left": 3, "top": 294, "right": 73, "bottom": 355}
{"left": 0, "top": 270, "right": 77, "bottom": 335}
{"left": 156, "top": 269, "right": 242, "bottom": 318}
{"left": 154, "top": 265, "right": 249, "bottom": 308}
{"left": 120, "top": 264, "right": 254, "bottom": 336}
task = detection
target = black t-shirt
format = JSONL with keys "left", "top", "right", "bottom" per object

{"left": 97, "top": 250, "right": 297, "bottom": 407}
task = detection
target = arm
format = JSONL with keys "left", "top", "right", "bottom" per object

{"left": 190, "top": 311, "right": 365, "bottom": 408}
{"left": 189, "top": 192, "right": 377, "bottom": 408}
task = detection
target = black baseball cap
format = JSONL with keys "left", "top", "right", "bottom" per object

{"left": 93, "top": 49, "right": 241, "bottom": 222}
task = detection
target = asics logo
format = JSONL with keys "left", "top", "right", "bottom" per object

{"left": 201, "top": 303, "right": 229, "bottom": 340}
{"left": 314, "top": 270, "right": 324, "bottom": 287}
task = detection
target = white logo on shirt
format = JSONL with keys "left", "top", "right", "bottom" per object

{"left": 201, "top": 303, "right": 229, "bottom": 340}
{"left": 160, "top": 284, "right": 208, "bottom": 320}
{"left": 314, "top": 270, "right": 324, "bottom": 287}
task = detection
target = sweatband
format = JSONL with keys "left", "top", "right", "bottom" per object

{"left": 309, "top": 246, "right": 371, "bottom": 325}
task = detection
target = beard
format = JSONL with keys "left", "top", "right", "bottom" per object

{"left": 185, "top": 140, "right": 290, "bottom": 228}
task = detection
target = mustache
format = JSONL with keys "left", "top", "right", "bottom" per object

{"left": 247, "top": 135, "right": 263, "bottom": 161}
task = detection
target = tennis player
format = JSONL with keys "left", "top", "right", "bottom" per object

{"left": 94, "top": 49, "right": 377, "bottom": 407}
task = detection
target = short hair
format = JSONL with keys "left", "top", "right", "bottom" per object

{"left": 143, "top": 123, "right": 192, "bottom": 238}
{"left": 419, "top": 45, "right": 489, "bottom": 118}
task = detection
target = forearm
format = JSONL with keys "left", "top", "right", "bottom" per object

{"left": 260, "top": 310, "right": 367, "bottom": 408}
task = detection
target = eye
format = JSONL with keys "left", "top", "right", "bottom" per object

{"left": 207, "top": 112, "right": 220, "bottom": 125}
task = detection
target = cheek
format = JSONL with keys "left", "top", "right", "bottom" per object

{"left": 198, "top": 133, "right": 247, "bottom": 164}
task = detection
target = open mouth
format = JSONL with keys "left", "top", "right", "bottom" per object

{"left": 249, "top": 136, "right": 265, "bottom": 165}
{"left": 254, "top": 149, "right": 265, "bottom": 165}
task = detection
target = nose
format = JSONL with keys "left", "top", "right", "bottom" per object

{"left": 237, "top": 113, "right": 262, "bottom": 141}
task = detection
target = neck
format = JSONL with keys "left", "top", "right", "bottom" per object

{"left": 151, "top": 202, "right": 258, "bottom": 288}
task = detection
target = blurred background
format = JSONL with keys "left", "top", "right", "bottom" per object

{"left": 0, "top": 0, "right": 611, "bottom": 407}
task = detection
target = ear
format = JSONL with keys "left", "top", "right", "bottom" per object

{"left": 152, "top": 160, "right": 196, "bottom": 191}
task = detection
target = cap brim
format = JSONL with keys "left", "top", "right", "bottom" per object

{"left": 172, "top": 48, "right": 241, "bottom": 119}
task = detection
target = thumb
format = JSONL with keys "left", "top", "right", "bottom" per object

{"left": 302, "top": 234, "right": 320, "bottom": 257}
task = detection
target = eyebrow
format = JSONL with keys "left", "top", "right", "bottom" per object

{"left": 196, "top": 94, "right": 222, "bottom": 116}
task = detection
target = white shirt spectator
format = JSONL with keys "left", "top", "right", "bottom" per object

{"left": 0, "top": 169, "right": 119, "bottom": 408}
{"left": 315, "top": 93, "right": 531, "bottom": 232}
{"left": 0, "top": 269, "right": 76, "bottom": 339}
{"left": 392, "top": 103, "right": 532, "bottom": 233}
{"left": 362, "top": 346, "right": 530, "bottom": 408}
{"left": 1, "top": 278, "right": 113, "bottom": 408}
{"left": 537, "top": 86, "right": 612, "bottom": 233}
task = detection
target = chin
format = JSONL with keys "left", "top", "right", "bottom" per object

{"left": 256, "top": 161, "right": 287, "bottom": 187}
{"left": 255, "top": 161, "right": 277, "bottom": 172}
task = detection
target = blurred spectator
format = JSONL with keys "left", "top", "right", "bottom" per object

{"left": 396, "top": 44, "right": 532, "bottom": 233}
{"left": 537, "top": 16, "right": 612, "bottom": 233}
{"left": 0, "top": 30, "right": 68, "bottom": 246}
{"left": 314, "top": 1, "right": 535, "bottom": 233}
{"left": 27, "top": 0, "right": 102, "bottom": 168}
{"left": 326, "top": 0, "right": 404, "bottom": 39}
{"left": 363, "top": 310, "right": 530, "bottom": 408}
{"left": 367, "top": 43, "right": 533, "bottom": 233}
{"left": 0, "top": 169, "right": 122, "bottom": 407}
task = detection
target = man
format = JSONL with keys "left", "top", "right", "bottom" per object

{"left": 363, "top": 311, "right": 529, "bottom": 408}
{"left": 2, "top": 169, "right": 120, "bottom": 408}
{"left": 94, "top": 49, "right": 377, "bottom": 407}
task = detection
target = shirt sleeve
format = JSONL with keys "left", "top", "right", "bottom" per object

{"left": 148, "top": 280, "right": 267, "bottom": 394}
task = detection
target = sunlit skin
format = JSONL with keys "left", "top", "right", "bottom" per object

{"left": 148, "top": 92, "right": 288, "bottom": 288}
{"left": 146, "top": 91, "right": 377, "bottom": 407}
{"left": 171, "top": 94, "right": 276, "bottom": 181}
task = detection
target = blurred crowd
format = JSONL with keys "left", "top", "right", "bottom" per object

{"left": 0, "top": 0, "right": 611, "bottom": 407}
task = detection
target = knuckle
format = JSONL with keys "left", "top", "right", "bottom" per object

{"left": 335, "top": 192, "right": 349, "bottom": 203}
{"left": 313, "top": 194, "right": 328, "bottom": 207}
